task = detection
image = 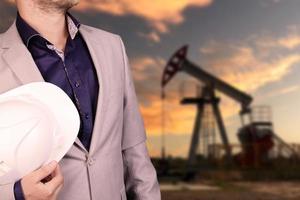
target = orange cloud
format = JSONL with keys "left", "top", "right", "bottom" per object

{"left": 130, "top": 56, "right": 165, "bottom": 81}
{"left": 75, "top": 0, "right": 213, "bottom": 32}
{"left": 256, "top": 85, "right": 300, "bottom": 100}
{"left": 138, "top": 31, "right": 161, "bottom": 43}
{"left": 5, "top": 0, "right": 213, "bottom": 32}
{"left": 5, "top": 0, "right": 213, "bottom": 42}
{"left": 205, "top": 47, "right": 300, "bottom": 92}
{"left": 197, "top": 37, "right": 300, "bottom": 124}
{"left": 139, "top": 93, "right": 197, "bottom": 135}
{"left": 253, "top": 32, "right": 300, "bottom": 50}
{"left": 129, "top": 56, "right": 195, "bottom": 135}
{"left": 278, "top": 35, "right": 300, "bottom": 49}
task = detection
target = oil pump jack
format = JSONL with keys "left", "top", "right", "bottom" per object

{"left": 161, "top": 46, "right": 295, "bottom": 180}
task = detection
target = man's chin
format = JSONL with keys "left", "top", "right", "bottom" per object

{"left": 52, "top": 0, "right": 80, "bottom": 11}
{"left": 34, "top": 0, "right": 80, "bottom": 12}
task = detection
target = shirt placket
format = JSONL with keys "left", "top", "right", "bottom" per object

{"left": 65, "top": 65, "right": 93, "bottom": 150}
{"left": 47, "top": 43, "right": 93, "bottom": 149}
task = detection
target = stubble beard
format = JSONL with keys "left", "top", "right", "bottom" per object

{"left": 34, "top": 0, "right": 79, "bottom": 14}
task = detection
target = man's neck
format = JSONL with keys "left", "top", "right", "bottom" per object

{"left": 18, "top": 8, "right": 69, "bottom": 51}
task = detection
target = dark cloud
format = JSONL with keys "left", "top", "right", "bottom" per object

{"left": 70, "top": 10, "right": 155, "bottom": 58}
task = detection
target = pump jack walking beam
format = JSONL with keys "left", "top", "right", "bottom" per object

{"left": 162, "top": 45, "right": 253, "bottom": 113}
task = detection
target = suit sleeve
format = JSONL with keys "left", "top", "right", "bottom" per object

{"left": 118, "top": 36, "right": 161, "bottom": 200}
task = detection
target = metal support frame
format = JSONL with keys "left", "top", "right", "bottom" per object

{"left": 183, "top": 86, "right": 232, "bottom": 179}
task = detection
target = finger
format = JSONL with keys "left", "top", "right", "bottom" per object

{"left": 44, "top": 166, "right": 64, "bottom": 193}
{"left": 31, "top": 161, "right": 58, "bottom": 183}
{"left": 51, "top": 164, "right": 60, "bottom": 177}
{"left": 42, "top": 163, "right": 60, "bottom": 183}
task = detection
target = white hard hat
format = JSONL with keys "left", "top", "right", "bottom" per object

{"left": 0, "top": 82, "right": 80, "bottom": 185}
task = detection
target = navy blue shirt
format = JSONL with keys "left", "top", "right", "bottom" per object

{"left": 13, "top": 12, "right": 99, "bottom": 199}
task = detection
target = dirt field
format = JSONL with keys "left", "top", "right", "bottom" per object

{"left": 160, "top": 182, "right": 300, "bottom": 200}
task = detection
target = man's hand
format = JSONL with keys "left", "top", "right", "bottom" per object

{"left": 21, "top": 161, "right": 64, "bottom": 200}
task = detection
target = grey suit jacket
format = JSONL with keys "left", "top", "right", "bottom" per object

{"left": 0, "top": 21, "right": 161, "bottom": 200}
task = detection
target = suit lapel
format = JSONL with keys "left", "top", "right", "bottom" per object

{"left": 2, "top": 22, "right": 44, "bottom": 84}
{"left": 79, "top": 25, "right": 109, "bottom": 154}
{"left": 1, "top": 22, "right": 87, "bottom": 152}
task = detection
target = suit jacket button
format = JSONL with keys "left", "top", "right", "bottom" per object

{"left": 86, "top": 155, "right": 95, "bottom": 166}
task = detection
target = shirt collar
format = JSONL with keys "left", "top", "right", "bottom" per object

{"left": 66, "top": 12, "right": 80, "bottom": 39}
{"left": 16, "top": 12, "right": 81, "bottom": 47}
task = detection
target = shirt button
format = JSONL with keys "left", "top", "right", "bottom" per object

{"left": 85, "top": 113, "right": 90, "bottom": 119}
{"left": 75, "top": 81, "right": 80, "bottom": 88}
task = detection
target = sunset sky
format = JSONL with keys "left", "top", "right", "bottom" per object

{"left": 1, "top": 0, "right": 300, "bottom": 158}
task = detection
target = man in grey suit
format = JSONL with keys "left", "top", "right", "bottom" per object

{"left": 0, "top": 0, "right": 161, "bottom": 199}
